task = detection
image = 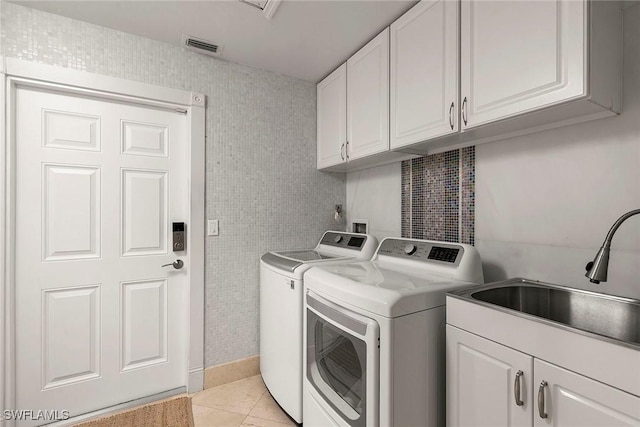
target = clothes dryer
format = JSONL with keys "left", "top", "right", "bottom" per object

{"left": 260, "top": 231, "right": 378, "bottom": 423}
{"left": 303, "top": 237, "right": 484, "bottom": 427}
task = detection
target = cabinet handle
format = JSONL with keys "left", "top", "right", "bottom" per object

{"left": 340, "top": 143, "right": 345, "bottom": 161}
{"left": 449, "top": 102, "right": 455, "bottom": 130}
{"left": 538, "top": 380, "right": 548, "bottom": 419}
{"left": 462, "top": 96, "right": 468, "bottom": 126}
{"left": 346, "top": 141, "right": 350, "bottom": 160}
{"left": 514, "top": 371, "right": 524, "bottom": 406}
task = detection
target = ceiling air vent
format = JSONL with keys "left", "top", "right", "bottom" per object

{"left": 183, "top": 35, "right": 223, "bottom": 57}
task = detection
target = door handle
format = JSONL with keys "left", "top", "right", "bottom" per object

{"left": 514, "top": 370, "right": 524, "bottom": 406}
{"left": 538, "top": 380, "right": 548, "bottom": 419}
{"left": 462, "top": 96, "right": 468, "bottom": 126}
{"left": 449, "top": 101, "right": 455, "bottom": 130}
{"left": 162, "top": 259, "right": 184, "bottom": 269}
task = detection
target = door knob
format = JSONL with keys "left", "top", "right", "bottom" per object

{"left": 162, "top": 259, "right": 184, "bottom": 269}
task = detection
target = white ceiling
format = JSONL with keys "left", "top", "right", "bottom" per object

{"left": 12, "top": 0, "right": 417, "bottom": 82}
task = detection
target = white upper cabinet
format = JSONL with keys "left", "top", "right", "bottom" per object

{"left": 317, "top": 0, "right": 621, "bottom": 167}
{"left": 346, "top": 28, "right": 390, "bottom": 161}
{"left": 390, "top": 0, "right": 459, "bottom": 149}
{"left": 461, "top": 0, "right": 602, "bottom": 129}
{"left": 317, "top": 63, "right": 347, "bottom": 169}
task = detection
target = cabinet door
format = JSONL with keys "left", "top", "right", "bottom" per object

{"left": 317, "top": 63, "right": 347, "bottom": 169}
{"left": 347, "top": 28, "right": 389, "bottom": 161}
{"left": 390, "top": 0, "right": 459, "bottom": 149}
{"left": 534, "top": 359, "right": 640, "bottom": 426}
{"left": 447, "top": 326, "right": 533, "bottom": 427}
{"left": 460, "top": 0, "right": 586, "bottom": 129}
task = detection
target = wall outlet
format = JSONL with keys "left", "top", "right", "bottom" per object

{"left": 352, "top": 219, "right": 368, "bottom": 234}
{"left": 207, "top": 219, "right": 219, "bottom": 236}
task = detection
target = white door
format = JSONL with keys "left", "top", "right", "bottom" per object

{"left": 317, "top": 63, "right": 347, "bottom": 169}
{"left": 347, "top": 28, "right": 389, "bottom": 161}
{"left": 390, "top": 0, "right": 459, "bottom": 149}
{"left": 460, "top": 0, "right": 586, "bottom": 129}
{"left": 534, "top": 359, "right": 640, "bottom": 426}
{"left": 15, "top": 85, "right": 188, "bottom": 424}
{"left": 447, "top": 326, "right": 533, "bottom": 427}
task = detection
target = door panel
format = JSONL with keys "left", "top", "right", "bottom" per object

{"left": 42, "top": 109, "right": 101, "bottom": 151}
{"left": 42, "top": 164, "right": 101, "bottom": 261}
{"left": 121, "top": 120, "right": 168, "bottom": 157}
{"left": 534, "top": 360, "right": 640, "bottom": 426}
{"left": 15, "top": 86, "right": 188, "bottom": 425}
{"left": 317, "top": 64, "right": 347, "bottom": 169}
{"left": 121, "top": 279, "right": 168, "bottom": 371}
{"left": 390, "top": 0, "right": 459, "bottom": 148}
{"left": 461, "top": 0, "right": 586, "bottom": 128}
{"left": 347, "top": 28, "right": 389, "bottom": 160}
{"left": 447, "top": 326, "right": 533, "bottom": 427}
{"left": 121, "top": 169, "right": 168, "bottom": 256}
{"left": 42, "top": 285, "right": 101, "bottom": 388}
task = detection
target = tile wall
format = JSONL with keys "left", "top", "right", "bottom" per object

{"left": 0, "top": 1, "right": 346, "bottom": 366}
{"left": 401, "top": 147, "right": 475, "bottom": 245}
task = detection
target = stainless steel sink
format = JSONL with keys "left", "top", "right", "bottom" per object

{"left": 449, "top": 279, "right": 640, "bottom": 348}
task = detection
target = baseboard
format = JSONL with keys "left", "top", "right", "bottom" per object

{"left": 204, "top": 355, "right": 260, "bottom": 389}
{"left": 188, "top": 368, "right": 204, "bottom": 393}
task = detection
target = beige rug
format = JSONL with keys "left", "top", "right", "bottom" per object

{"left": 73, "top": 395, "right": 194, "bottom": 427}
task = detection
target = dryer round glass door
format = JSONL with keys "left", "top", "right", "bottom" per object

{"left": 306, "top": 292, "right": 379, "bottom": 427}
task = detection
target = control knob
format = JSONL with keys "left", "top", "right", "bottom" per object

{"left": 334, "top": 235, "right": 343, "bottom": 244}
{"left": 404, "top": 244, "right": 417, "bottom": 255}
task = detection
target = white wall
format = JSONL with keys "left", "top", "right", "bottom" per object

{"left": 475, "top": 4, "right": 640, "bottom": 299}
{"left": 346, "top": 162, "right": 402, "bottom": 241}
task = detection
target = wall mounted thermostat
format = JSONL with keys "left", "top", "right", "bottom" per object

{"left": 173, "top": 222, "right": 186, "bottom": 251}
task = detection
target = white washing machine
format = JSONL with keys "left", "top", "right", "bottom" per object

{"left": 303, "top": 237, "right": 484, "bottom": 427}
{"left": 260, "top": 231, "right": 378, "bottom": 423}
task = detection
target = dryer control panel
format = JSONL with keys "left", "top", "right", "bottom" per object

{"left": 320, "top": 232, "right": 367, "bottom": 251}
{"left": 377, "top": 238, "right": 463, "bottom": 266}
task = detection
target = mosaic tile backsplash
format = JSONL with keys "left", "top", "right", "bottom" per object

{"left": 1, "top": 2, "right": 346, "bottom": 367}
{"left": 401, "top": 147, "right": 475, "bottom": 245}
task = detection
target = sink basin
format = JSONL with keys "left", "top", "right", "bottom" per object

{"left": 449, "top": 279, "right": 640, "bottom": 348}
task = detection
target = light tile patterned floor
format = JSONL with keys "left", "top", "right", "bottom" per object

{"left": 192, "top": 375, "right": 297, "bottom": 427}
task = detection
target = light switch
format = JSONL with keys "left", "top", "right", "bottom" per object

{"left": 208, "top": 219, "right": 219, "bottom": 236}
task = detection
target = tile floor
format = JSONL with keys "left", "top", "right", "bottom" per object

{"left": 192, "top": 375, "right": 297, "bottom": 427}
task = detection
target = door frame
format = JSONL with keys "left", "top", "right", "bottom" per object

{"left": 0, "top": 57, "right": 206, "bottom": 423}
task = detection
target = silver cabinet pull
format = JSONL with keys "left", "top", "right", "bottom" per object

{"left": 449, "top": 102, "right": 455, "bottom": 130}
{"left": 162, "top": 259, "right": 184, "bottom": 269}
{"left": 346, "top": 141, "right": 350, "bottom": 160}
{"left": 340, "top": 143, "right": 345, "bottom": 161}
{"left": 462, "top": 96, "right": 468, "bottom": 126}
{"left": 514, "top": 371, "right": 524, "bottom": 406}
{"left": 538, "top": 380, "right": 548, "bottom": 419}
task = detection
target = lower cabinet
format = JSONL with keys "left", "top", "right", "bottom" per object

{"left": 447, "top": 325, "right": 640, "bottom": 427}
{"left": 447, "top": 325, "right": 532, "bottom": 427}
{"left": 534, "top": 359, "right": 640, "bottom": 427}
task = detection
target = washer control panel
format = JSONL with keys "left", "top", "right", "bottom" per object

{"left": 377, "top": 238, "right": 463, "bottom": 266}
{"left": 320, "top": 232, "right": 367, "bottom": 251}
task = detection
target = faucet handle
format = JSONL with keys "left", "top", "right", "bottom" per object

{"left": 585, "top": 261, "right": 594, "bottom": 271}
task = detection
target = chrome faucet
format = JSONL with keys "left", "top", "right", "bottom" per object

{"left": 585, "top": 209, "right": 640, "bottom": 284}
